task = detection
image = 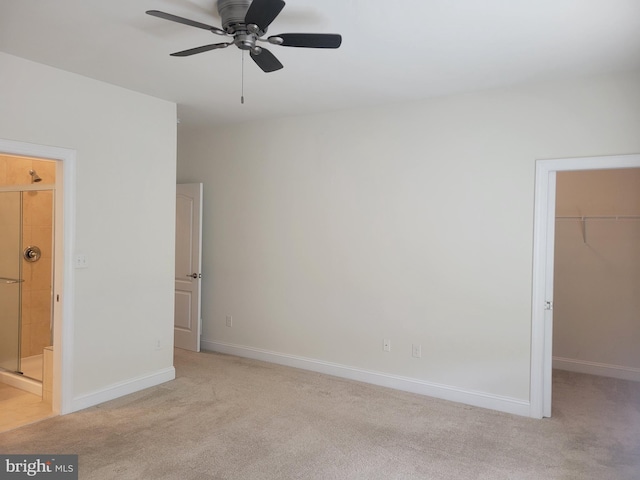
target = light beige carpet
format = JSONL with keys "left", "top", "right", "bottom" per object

{"left": 1, "top": 349, "right": 638, "bottom": 479}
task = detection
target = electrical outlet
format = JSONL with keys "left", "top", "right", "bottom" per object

{"left": 383, "top": 339, "right": 391, "bottom": 352}
{"left": 155, "top": 339, "right": 162, "bottom": 350}
{"left": 226, "top": 315, "right": 233, "bottom": 327}
{"left": 412, "top": 344, "right": 422, "bottom": 358}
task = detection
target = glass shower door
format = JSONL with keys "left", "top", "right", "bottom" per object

{"left": 0, "top": 191, "right": 22, "bottom": 373}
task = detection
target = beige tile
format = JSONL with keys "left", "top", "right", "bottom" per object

{"left": 30, "top": 321, "right": 52, "bottom": 354}
{"left": 20, "top": 323, "right": 32, "bottom": 356}
{"left": 31, "top": 308, "right": 51, "bottom": 328}
{"left": 20, "top": 354, "right": 43, "bottom": 381}
{"left": 29, "top": 291, "right": 52, "bottom": 355}
{"left": 21, "top": 290, "right": 32, "bottom": 324}
{"left": 30, "top": 259, "right": 52, "bottom": 291}
{"left": 32, "top": 159, "right": 56, "bottom": 184}
{"left": 21, "top": 261, "right": 33, "bottom": 292}
{"left": 31, "top": 289, "right": 51, "bottom": 310}
{"left": 0, "top": 384, "right": 54, "bottom": 433}
{"left": 6, "top": 157, "right": 33, "bottom": 186}
{"left": 43, "top": 347, "right": 53, "bottom": 406}
{"left": 30, "top": 226, "right": 53, "bottom": 258}
{"left": 22, "top": 224, "right": 33, "bottom": 248}
{"left": 0, "top": 155, "right": 7, "bottom": 185}
{"left": 31, "top": 190, "right": 53, "bottom": 226}
{"left": 23, "top": 190, "right": 54, "bottom": 227}
{"left": 22, "top": 190, "right": 35, "bottom": 226}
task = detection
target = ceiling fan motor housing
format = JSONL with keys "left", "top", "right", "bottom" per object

{"left": 217, "top": 0, "right": 252, "bottom": 34}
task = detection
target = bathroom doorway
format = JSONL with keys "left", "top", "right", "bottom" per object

{"left": 0, "top": 155, "right": 57, "bottom": 431}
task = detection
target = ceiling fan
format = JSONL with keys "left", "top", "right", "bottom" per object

{"left": 146, "top": 0, "right": 342, "bottom": 73}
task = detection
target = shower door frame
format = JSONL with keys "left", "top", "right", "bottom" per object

{"left": 0, "top": 138, "right": 76, "bottom": 416}
{"left": 0, "top": 190, "right": 23, "bottom": 374}
{"left": 0, "top": 184, "right": 56, "bottom": 377}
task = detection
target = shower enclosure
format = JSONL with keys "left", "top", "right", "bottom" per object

{"left": 0, "top": 191, "right": 22, "bottom": 374}
{"left": 0, "top": 166, "right": 55, "bottom": 393}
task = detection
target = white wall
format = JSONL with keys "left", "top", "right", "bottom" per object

{"left": 0, "top": 53, "right": 177, "bottom": 407}
{"left": 177, "top": 71, "right": 640, "bottom": 413}
{"left": 554, "top": 168, "right": 640, "bottom": 378}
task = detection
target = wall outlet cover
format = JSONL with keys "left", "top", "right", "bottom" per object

{"left": 74, "top": 254, "right": 89, "bottom": 269}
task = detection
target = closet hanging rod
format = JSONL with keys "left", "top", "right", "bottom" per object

{"left": 555, "top": 215, "right": 640, "bottom": 244}
{"left": 555, "top": 215, "right": 640, "bottom": 220}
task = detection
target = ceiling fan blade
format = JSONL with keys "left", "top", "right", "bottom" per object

{"left": 245, "top": 0, "right": 285, "bottom": 31}
{"left": 146, "top": 10, "right": 226, "bottom": 35}
{"left": 171, "top": 43, "right": 232, "bottom": 57}
{"left": 250, "top": 47, "right": 283, "bottom": 73}
{"left": 270, "top": 33, "right": 342, "bottom": 49}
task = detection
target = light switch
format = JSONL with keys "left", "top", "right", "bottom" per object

{"left": 74, "top": 254, "right": 89, "bottom": 269}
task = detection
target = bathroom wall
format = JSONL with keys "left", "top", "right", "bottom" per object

{"left": 0, "top": 155, "right": 56, "bottom": 359}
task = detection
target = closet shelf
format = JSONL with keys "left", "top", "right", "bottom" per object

{"left": 555, "top": 215, "right": 640, "bottom": 244}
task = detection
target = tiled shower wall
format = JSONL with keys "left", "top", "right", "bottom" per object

{"left": 0, "top": 155, "right": 55, "bottom": 359}
{"left": 22, "top": 189, "right": 53, "bottom": 357}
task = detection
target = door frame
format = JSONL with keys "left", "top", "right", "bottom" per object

{"left": 0, "top": 138, "right": 76, "bottom": 415}
{"left": 530, "top": 153, "right": 640, "bottom": 419}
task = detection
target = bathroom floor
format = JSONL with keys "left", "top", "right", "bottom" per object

{"left": 0, "top": 383, "right": 54, "bottom": 433}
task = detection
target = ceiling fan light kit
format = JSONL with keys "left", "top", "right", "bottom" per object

{"left": 146, "top": 0, "right": 342, "bottom": 73}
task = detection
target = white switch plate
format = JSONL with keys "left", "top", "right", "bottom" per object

{"left": 74, "top": 254, "right": 89, "bottom": 269}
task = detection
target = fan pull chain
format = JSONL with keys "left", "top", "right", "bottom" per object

{"left": 241, "top": 50, "right": 245, "bottom": 104}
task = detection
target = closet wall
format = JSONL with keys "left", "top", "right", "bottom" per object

{"left": 553, "top": 168, "right": 640, "bottom": 380}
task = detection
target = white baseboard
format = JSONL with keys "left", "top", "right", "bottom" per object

{"left": 71, "top": 367, "right": 176, "bottom": 413}
{"left": 553, "top": 357, "right": 640, "bottom": 382}
{"left": 202, "top": 340, "right": 531, "bottom": 417}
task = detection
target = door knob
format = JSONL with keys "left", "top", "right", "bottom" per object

{"left": 186, "top": 273, "right": 201, "bottom": 279}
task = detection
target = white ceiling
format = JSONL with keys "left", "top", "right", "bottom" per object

{"left": 1, "top": 0, "right": 640, "bottom": 128}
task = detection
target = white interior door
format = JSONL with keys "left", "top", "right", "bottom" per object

{"left": 174, "top": 183, "right": 203, "bottom": 352}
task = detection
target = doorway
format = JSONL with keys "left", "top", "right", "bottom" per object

{"left": 553, "top": 168, "right": 640, "bottom": 379}
{"left": 0, "top": 156, "right": 57, "bottom": 431}
{"left": 530, "top": 153, "right": 640, "bottom": 418}
{"left": 0, "top": 138, "right": 77, "bottom": 428}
